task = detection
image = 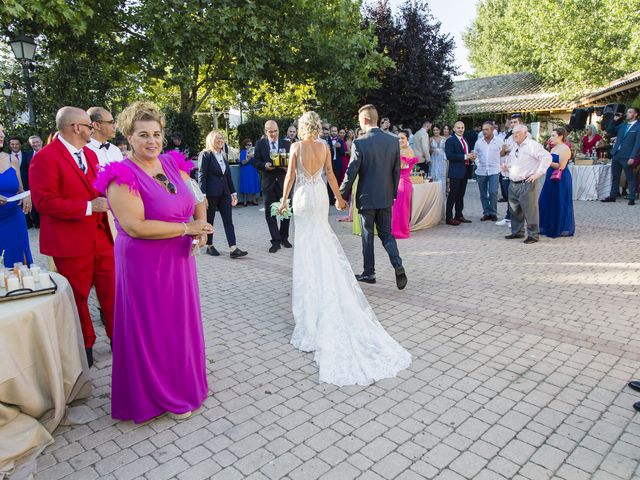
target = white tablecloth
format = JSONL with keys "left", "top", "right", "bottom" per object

{"left": 0, "top": 273, "right": 93, "bottom": 479}
{"left": 568, "top": 164, "right": 612, "bottom": 201}
{"left": 410, "top": 181, "right": 444, "bottom": 231}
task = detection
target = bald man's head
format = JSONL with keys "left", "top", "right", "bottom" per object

{"left": 87, "top": 106, "right": 116, "bottom": 142}
{"left": 56, "top": 106, "right": 93, "bottom": 147}
{"left": 56, "top": 106, "right": 91, "bottom": 130}
{"left": 453, "top": 121, "right": 465, "bottom": 136}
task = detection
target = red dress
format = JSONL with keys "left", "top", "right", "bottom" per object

{"left": 582, "top": 134, "right": 602, "bottom": 155}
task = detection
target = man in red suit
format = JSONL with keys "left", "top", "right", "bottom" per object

{"left": 30, "top": 106, "right": 115, "bottom": 367}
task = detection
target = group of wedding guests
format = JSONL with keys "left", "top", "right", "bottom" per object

{"left": 18, "top": 103, "right": 212, "bottom": 423}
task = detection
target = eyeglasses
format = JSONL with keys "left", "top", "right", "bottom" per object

{"left": 153, "top": 173, "right": 177, "bottom": 194}
{"left": 96, "top": 119, "right": 116, "bottom": 125}
{"left": 73, "top": 123, "right": 94, "bottom": 130}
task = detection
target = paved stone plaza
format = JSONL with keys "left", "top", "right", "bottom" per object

{"left": 31, "top": 188, "right": 640, "bottom": 480}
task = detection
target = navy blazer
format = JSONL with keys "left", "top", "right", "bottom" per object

{"left": 611, "top": 121, "right": 640, "bottom": 161}
{"left": 252, "top": 137, "right": 290, "bottom": 192}
{"left": 17, "top": 150, "right": 33, "bottom": 190}
{"left": 445, "top": 135, "right": 474, "bottom": 179}
{"left": 198, "top": 151, "right": 235, "bottom": 197}
{"left": 327, "top": 137, "right": 345, "bottom": 163}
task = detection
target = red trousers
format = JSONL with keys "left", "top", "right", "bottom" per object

{"left": 54, "top": 228, "right": 115, "bottom": 348}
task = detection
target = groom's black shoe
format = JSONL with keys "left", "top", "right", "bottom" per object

{"left": 230, "top": 248, "right": 248, "bottom": 258}
{"left": 395, "top": 266, "right": 407, "bottom": 290}
{"left": 355, "top": 273, "right": 376, "bottom": 284}
{"left": 206, "top": 245, "right": 220, "bottom": 256}
{"left": 281, "top": 239, "right": 293, "bottom": 248}
{"left": 269, "top": 244, "right": 280, "bottom": 253}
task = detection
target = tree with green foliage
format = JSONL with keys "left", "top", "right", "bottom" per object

{"left": 464, "top": 0, "right": 640, "bottom": 91}
{"left": 363, "top": 0, "right": 457, "bottom": 130}
{"left": 1, "top": 0, "right": 94, "bottom": 34}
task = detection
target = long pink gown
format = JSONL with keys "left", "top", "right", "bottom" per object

{"left": 391, "top": 155, "right": 419, "bottom": 239}
{"left": 95, "top": 153, "right": 208, "bottom": 423}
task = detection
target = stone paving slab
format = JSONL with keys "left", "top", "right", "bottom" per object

{"left": 29, "top": 186, "right": 640, "bottom": 480}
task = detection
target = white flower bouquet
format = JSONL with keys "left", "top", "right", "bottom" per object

{"left": 270, "top": 199, "right": 292, "bottom": 221}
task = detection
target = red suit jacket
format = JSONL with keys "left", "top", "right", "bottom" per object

{"left": 29, "top": 137, "right": 113, "bottom": 258}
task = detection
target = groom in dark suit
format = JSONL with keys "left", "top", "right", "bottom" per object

{"left": 253, "top": 120, "right": 292, "bottom": 252}
{"left": 340, "top": 104, "right": 407, "bottom": 290}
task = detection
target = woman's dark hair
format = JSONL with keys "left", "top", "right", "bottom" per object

{"left": 241, "top": 138, "right": 252, "bottom": 149}
{"left": 432, "top": 125, "right": 442, "bottom": 132}
{"left": 399, "top": 129, "right": 411, "bottom": 139}
{"left": 553, "top": 127, "right": 567, "bottom": 142}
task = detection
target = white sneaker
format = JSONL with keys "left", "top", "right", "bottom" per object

{"left": 168, "top": 411, "right": 192, "bottom": 420}
{"left": 495, "top": 218, "right": 511, "bottom": 226}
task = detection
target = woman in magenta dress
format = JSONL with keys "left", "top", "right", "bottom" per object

{"left": 391, "top": 130, "right": 419, "bottom": 239}
{"left": 95, "top": 101, "right": 213, "bottom": 423}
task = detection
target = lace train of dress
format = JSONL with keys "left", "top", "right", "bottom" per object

{"left": 290, "top": 146, "right": 411, "bottom": 386}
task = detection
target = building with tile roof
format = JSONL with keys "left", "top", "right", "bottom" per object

{"left": 453, "top": 72, "right": 573, "bottom": 120}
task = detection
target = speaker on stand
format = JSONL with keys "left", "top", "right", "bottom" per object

{"left": 569, "top": 108, "right": 590, "bottom": 130}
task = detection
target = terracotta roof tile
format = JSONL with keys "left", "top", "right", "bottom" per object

{"left": 453, "top": 72, "right": 572, "bottom": 115}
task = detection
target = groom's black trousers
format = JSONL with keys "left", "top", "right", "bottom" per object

{"left": 359, "top": 207, "right": 402, "bottom": 276}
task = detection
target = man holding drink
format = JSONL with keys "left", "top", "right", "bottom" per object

{"left": 253, "top": 120, "right": 292, "bottom": 253}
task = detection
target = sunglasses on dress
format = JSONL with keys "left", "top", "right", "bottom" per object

{"left": 153, "top": 173, "right": 177, "bottom": 194}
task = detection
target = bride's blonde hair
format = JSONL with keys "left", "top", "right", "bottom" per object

{"left": 297, "top": 111, "right": 322, "bottom": 140}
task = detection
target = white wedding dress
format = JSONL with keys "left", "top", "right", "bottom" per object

{"left": 290, "top": 142, "right": 411, "bottom": 386}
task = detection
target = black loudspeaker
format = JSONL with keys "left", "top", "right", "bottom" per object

{"left": 569, "top": 108, "right": 589, "bottom": 130}
{"left": 602, "top": 103, "right": 626, "bottom": 130}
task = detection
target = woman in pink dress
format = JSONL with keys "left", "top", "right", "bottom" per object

{"left": 94, "top": 101, "right": 213, "bottom": 423}
{"left": 391, "top": 130, "right": 419, "bottom": 239}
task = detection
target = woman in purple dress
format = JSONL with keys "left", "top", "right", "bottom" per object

{"left": 95, "top": 101, "right": 213, "bottom": 423}
{"left": 391, "top": 130, "right": 419, "bottom": 239}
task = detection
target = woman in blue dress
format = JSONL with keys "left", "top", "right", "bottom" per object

{"left": 429, "top": 125, "right": 448, "bottom": 194}
{"left": 539, "top": 127, "right": 575, "bottom": 238}
{"left": 238, "top": 138, "right": 261, "bottom": 206}
{"left": 0, "top": 131, "right": 33, "bottom": 267}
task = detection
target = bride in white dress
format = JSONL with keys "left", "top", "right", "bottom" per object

{"left": 278, "top": 111, "right": 411, "bottom": 386}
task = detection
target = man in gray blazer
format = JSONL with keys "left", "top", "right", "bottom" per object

{"left": 340, "top": 104, "right": 407, "bottom": 290}
{"left": 412, "top": 120, "right": 431, "bottom": 174}
{"left": 602, "top": 107, "right": 640, "bottom": 205}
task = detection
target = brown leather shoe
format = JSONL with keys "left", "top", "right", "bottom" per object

{"left": 446, "top": 219, "right": 461, "bottom": 226}
{"left": 455, "top": 216, "right": 472, "bottom": 223}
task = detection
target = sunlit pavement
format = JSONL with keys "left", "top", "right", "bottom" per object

{"left": 32, "top": 186, "right": 640, "bottom": 480}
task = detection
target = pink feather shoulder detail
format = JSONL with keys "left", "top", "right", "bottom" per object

{"left": 93, "top": 161, "right": 140, "bottom": 195}
{"left": 161, "top": 150, "right": 194, "bottom": 175}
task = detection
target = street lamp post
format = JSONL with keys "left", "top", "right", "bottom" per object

{"left": 223, "top": 111, "right": 229, "bottom": 140}
{"left": 2, "top": 82, "right": 14, "bottom": 128}
{"left": 10, "top": 34, "right": 37, "bottom": 127}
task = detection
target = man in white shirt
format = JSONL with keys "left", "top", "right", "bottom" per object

{"left": 86, "top": 107, "right": 124, "bottom": 166}
{"left": 496, "top": 114, "right": 531, "bottom": 226}
{"left": 501, "top": 125, "right": 552, "bottom": 243}
{"left": 412, "top": 120, "right": 431, "bottom": 174}
{"left": 473, "top": 121, "right": 502, "bottom": 221}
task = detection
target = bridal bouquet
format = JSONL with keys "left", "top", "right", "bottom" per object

{"left": 270, "top": 199, "right": 292, "bottom": 221}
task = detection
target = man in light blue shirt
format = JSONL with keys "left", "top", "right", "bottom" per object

{"left": 473, "top": 121, "right": 503, "bottom": 221}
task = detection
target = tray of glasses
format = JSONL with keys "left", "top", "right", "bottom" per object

{"left": 0, "top": 275, "right": 58, "bottom": 302}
